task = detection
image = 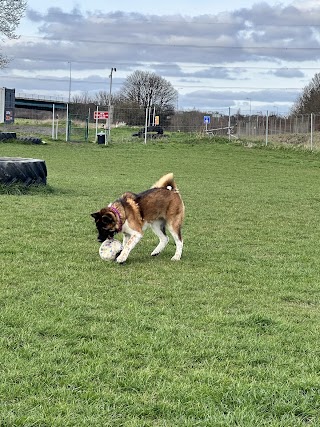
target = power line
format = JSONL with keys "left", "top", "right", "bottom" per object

{"left": 8, "top": 56, "right": 320, "bottom": 71}
{"left": 19, "top": 15, "right": 320, "bottom": 28}
{"left": 15, "top": 35, "right": 320, "bottom": 51}
{"left": 0, "top": 73, "right": 304, "bottom": 91}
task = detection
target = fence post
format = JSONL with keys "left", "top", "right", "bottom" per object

{"left": 55, "top": 118, "right": 58, "bottom": 140}
{"left": 144, "top": 104, "right": 149, "bottom": 144}
{"left": 310, "top": 113, "right": 313, "bottom": 151}
{"left": 85, "top": 117, "right": 89, "bottom": 142}
{"left": 65, "top": 104, "right": 69, "bottom": 142}
{"left": 52, "top": 103, "right": 55, "bottom": 140}
{"left": 265, "top": 111, "right": 269, "bottom": 146}
{"left": 95, "top": 106, "right": 99, "bottom": 141}
{"left": 87, "top": 108, "right": 90, "bottom": 141}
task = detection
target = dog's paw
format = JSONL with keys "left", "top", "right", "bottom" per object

{"left": 171, "top": 255, "right": 181, "bottom": 261}
{"left": 114, "top": 250, "right": 122, "bottom": 260}
{"left": 151, "top": 251, "right": 160, "bottom": 257}
{"left": 115, "top": 255, "right": 127, "bottom": 264}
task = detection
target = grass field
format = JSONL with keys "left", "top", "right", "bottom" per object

{"left": 1, "top": 137, "right": 320, "bottom": 426}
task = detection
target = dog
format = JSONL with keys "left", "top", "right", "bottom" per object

{"left": 91, "top": 173, "right": 185, "bottom": 263}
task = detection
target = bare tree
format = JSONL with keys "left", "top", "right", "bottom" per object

{"left": 291, "top": 73, "right": 320, "bottom": 115}
{"left": 0, "top": 0, "right": 27, "bottom": 68}
{"left": 73, "top": 71, "right": 178, "bottom": 126}
{"left": 70, "top": 92, "right": 96, "bottom": 118}
{"left": 120, "top": 70, "right": 177, "bottom": 126}
{"left": 93, "top": 90, "right": 109, "bottom": 108}
{"left": 121, "top": 70, "right": 177, "bottom": 110}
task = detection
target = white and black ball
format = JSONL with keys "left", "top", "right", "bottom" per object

{"left": 99, "top": 239, "right": 123, "bottom": 261}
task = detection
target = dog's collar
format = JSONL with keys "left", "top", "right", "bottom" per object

{"left": 109, "top": 205, "right": 123, "bottom": 232}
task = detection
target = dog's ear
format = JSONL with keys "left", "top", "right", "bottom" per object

{"left": 91, "top": 212, "right": 100, "bottom": 220}
{"left": 102, "top": 213, "right": 115, "bottom": 224}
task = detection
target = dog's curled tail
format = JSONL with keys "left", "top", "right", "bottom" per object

{"left": 152, "top": 173, "right": 177, "bottom": 191}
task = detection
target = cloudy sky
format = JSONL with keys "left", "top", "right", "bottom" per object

{"left": 2, "top": 0, "right": 320, "bottom": 114}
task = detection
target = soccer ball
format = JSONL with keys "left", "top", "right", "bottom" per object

{"left": 99, "top": 239, "right": 123, "bottom": 261}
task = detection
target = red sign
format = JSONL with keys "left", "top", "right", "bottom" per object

{"left": 94, "top": 111, "right": 109, "bottom": 119}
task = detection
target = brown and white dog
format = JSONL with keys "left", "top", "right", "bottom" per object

{"left": 91, "top": 173, "right": 185, "bottom": 263}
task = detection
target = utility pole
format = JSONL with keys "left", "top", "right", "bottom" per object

{"left": 68, "top": 61, "right": 72, "bottom": 104}
{"left": 108, "top": 67, "right": 116, "bottom": 141}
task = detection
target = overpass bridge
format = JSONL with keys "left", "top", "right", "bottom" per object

{"left": 15, "top": 95, "right": 68, "bottom": 111}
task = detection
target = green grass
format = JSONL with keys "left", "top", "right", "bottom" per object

{"left": 0, "top": 138, "right": 320, "bottom": 426}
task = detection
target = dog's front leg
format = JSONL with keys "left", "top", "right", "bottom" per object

{"left": 116, "top": 232, "right": 142, "bottom": 263}
{"left": 122, "top": 232, "right": 130, "bottom": 248}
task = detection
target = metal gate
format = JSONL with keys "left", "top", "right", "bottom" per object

{"left": 67, "top": 115, "right": 89, "bottom": 142}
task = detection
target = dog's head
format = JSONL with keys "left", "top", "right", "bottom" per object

{"left": 91, "top": 208, "right": 119, "bottom": 242}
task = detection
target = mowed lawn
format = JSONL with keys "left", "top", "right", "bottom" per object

{"left": 0, "top": 139, "right": 320, "bottom": 426}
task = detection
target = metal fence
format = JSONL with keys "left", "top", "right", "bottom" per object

{"left": 2, "top": 106, "right": 320, "bottom": 150}
{"left": 231, "top": 113, "right": 320, "bottom": 150}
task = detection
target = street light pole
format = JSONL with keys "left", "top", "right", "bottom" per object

{"left": 68, "top": 61, "right": 72, "bottom": 104}
{"left": 108, "top": 67, "right": 116, "bottom": 141}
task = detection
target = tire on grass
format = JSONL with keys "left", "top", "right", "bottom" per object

{"left": 0, "top": 132, "right": 16, "bottom": 140}
{"left": 18, "top": 137, "right": 43, "bottom": 145}
{"left": 0, "top": 157, "right": 47, "bottom": 185}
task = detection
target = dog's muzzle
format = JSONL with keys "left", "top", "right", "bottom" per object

{"left": 98, "top": 230, "right": 116, "bottom": 242}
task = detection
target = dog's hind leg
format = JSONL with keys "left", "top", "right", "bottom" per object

{"left": 150, "top": 220, "right": 169, "bottom": 256}
{"left": 167, "top": 223, "right": 183, "bottom": 261}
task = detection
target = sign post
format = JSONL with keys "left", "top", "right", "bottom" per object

{"left": 204, "top": 115, "right": 211, "bottom": 132}
{"left": 94, "top": 110, "right": 109, "bottom": 144}
{"left": 94, "top": 111, "right": 109, "bottom": 120}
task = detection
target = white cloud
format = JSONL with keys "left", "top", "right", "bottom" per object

{"left": 2, "top": 0, "right": 320, "bottom": 114}
{"left": 292, "top": 0, "right": 320, "bottom": 10}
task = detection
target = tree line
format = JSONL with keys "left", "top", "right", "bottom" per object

{"left": 291, "top": 73, "right": 320, "bottom": 115}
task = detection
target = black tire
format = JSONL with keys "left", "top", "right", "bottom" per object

{"left": 18, "top": 137, "right": 43, "bottom": 145}
{"left": 0, "top": 132, "right": 16, "bottom": 140}
{"left": 0, "top": 157, "right": 47, "bottom": 185}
